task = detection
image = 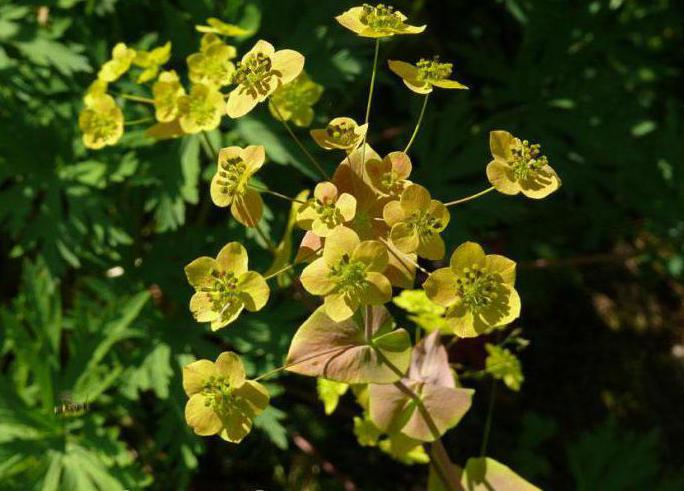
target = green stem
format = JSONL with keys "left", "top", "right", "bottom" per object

{"left": 444, "top": 186, "right": 495, "bottom": 207}
{"left": 124, "top": 117, "right": 154, "bottom": 126}
{"left": 381, "top": 238, "right": 429, "bottom": 274}
{"left": 361, "top": 38, "right": 381, "bottom": 166}
{"left": 479, "top": 379, "right": 498, "bottom": 457}
{"left": 270, "top": 101, "right": 329, "bottom": 180}
{"left": 403, "top": 93, "right": 430, "bottom": 153}
{"left": 201, "top": 131, "right": 219, "bottom": 160}
{"left": 253, "top": 346, "right": 347, "bottom": 382}
{"left": 263, "top": 262, "right": 296, "bottom": 281}
{"left": 120, "top": 94, "right": 154, "bottom": 104}
{"left": 248, "top": 184, "right": 308, "bottom": 205}
{"left": 253, "top": 222, "right": 275, "bottom": 251}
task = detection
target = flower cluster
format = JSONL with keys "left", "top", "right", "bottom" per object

{"left": 83, "top": 5, "right": 554, "bottom": 489}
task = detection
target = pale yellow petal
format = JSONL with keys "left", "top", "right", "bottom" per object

{"left": 216, "top": 242, "right": 248, "bottom": 275}
{"left": 486, "top": 160, "right": 521, "bottom": 195}
{"left": 186, "top": 393, "right": 222, "bottom": 436}
{"left": 215, "top": 352, "right": 246, "bottom": 388}
{"left": 423, "top": 268, "right": 459, "bottom": 308}
{"left": 238, "top": 271, "right": 270, "bottom": 311}
{"left": 231, "top": 188, "right": 263, "bottom": 228}
{"left": 183, "top": 359, "right": 216, "bottom": 395}
{"left": 449, "top": 242, "right": 486, "bottom": 273}
{"left": 300, "top": 258, "right": 335, "bottom": 296}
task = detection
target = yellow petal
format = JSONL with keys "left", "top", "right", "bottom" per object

{"left": 479, "top": 285, "right": 521, "bottom": 329}
{"left": 210, "top": 302, "right": 245, "bottom": 331}
{"left": 432, "top": 79, "right": 468, "bottom": 90}
{"left": 486, "top": 160, "right": 520, "bottom": 195}
{"left": 190, "top": 292, "right": 219, "bottom": 323}
{"left": 352, "top": 240, "right": 388, "bottom": 272}
{"left": 183, "top": 359, "right": 216, "bottom": 395}
{"left": 231, "top": 188, "right": 263, "bottom": 228}
{"left": 244, "top": 39, "right": 275, "bottom": 59}
{"left": 489, "top": 130, "right": 514, "bottom": 161}
{"left": 386, "top": 151, "right": 412, "bottom": 179}
{"left": 388, "top": 60, "right": 420, "bottom": 83}
{"left": 238, "top": 271, "right": 270, "bottom": 312}
{"left": 324, "top": 292, "right": 358, "bottom": 322}
{"left": 185, "top": 393, "right": 222, "bottom": 436}
{"left": 383, "top": 200, "right": 406, "bottom": 227}
{"left": 337, "top": 193, "right": 357, "bottom": 222}
{"left": 215, "top": 352, "right": 246, "bottom": 388}
{"left": 449, "top": 242, "right": 486, "bottom": 273}
{"left": 216, "top": 242, "right": 248, "bottom": 275}
{"left": 185, "top": 256, "right": 217, "bottom": 288}
{"left": 364, "top": 272, "right": 393, "bottom": 305}
{"left": 322, "top": 227, "right": 360, "bottom": 264}
{"left": 300, "top": 257, "right": 335, "bottom": 296}
{"left": 271, "top": 49, "right": 305, "bottom": 85}
{"left": 391, "top": 223, "right": 419, "bottom": 254}
{"left": 485, "top": 255, "right": 517, "bottom": 285}
{"left": 423, "top": 268, "right": 459, "bottom": 308}
{"left": 417, "top": 233, "right": 445, "bottom": 261}
{"left": 226, "top": 88, "right": 259, "bottom": 118}
{"left": 210, "top": 172, "right": 234, "bottom": 207}
{"left": 400, "top": 183, "right": 431, "bottom": 210}
{"left": 315, "top": 181, "right": 339, "bottom": 203}
{"left": 335, "top": 7, "right": 366, "bottom": 35}
{"left": 519, "top": 165, "right": 561, "bottom": 199}
{"left": 241, "top": 145, "right": 266, "bottom": 174}
{"left": 428, "top": 200, "right": 450, "bottom": 231}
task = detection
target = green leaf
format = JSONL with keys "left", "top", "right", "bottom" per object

{"left": 461, "top": 457, "right": 540, "bottom": 491}
{"left": 121, "top": 343, "right": 173, "bottom": 399}
{"left": 253, "top": 405, "right": 288, "bottom": 449}
{"left": 285, "top": 305, "right": 412, "bottom": 384}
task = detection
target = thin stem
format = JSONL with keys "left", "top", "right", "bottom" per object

{"left": 381, "top": 238, "right": 429, "bottom": 275}
{"left": 201, "top": 131, "right": 219, "bottom": 160}
{"left": 270, "top": 101, "right": 329, "bottom": 180}
{"left": 124, "top": 117, "right": 154, "bottom": 126}
{"left": 253, "top": 346, "right": 345, "bottom": 382}
{"left": 479, "top": 379, "right": 498, "bottom": 457}
{"left": 362, "top": 38, "right": 381, "bottom": 166}
{"left": 444, "top": 186, "right": 495, "bottom": 207}
{"left": 119, "top": 94, "right": 154, "bottom": 104}
{"left": 403, "top": 93, "right": 430, "bottom": 153}
{"left": 253, "top": 222, "right": 275, "bottom": 251}
{"left": 248, "top": 184, "right": 308, "bottom": 205}
{"left": 263, "top": 262, "right": 296, "bottom": 281}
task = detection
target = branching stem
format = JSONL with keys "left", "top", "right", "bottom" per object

{"left": 444, "top": 186, "right": 495, "bottom": 207}
{"left": 404, "top": 93, "right": 430, "bottom": 153}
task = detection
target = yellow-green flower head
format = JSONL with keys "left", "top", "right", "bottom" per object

{"left": 178, "top": 83, "right": 225, "bottom": 134}
{"left": 336, "top": 4, "right": 426, "bottom": 38}
{"left": 133, "top": 41, "right": 172, "bottom": 83}
{"left": 485, "top": 343, "right": 524, "bottom": 391}
{"left": 310, "top": 117, "right": 368, "bottom": 153}
{"left": 226, "top": 40, "right": 305, "bottom": 118}
{"left": 83, "top": 79, "right": 108, "bottom": 106}
{"left": 152, "top": 70, "right": 186, "bottom": 123}
{"left": 210, "top": 145, "right": 265, "bottom": 228}
{"left": 196, "top": 18, "right": 253, "bottom": 37}
{"left": 268, "top": 71, "right": 323, "bottom": 127}
{"left": 78, "top": 93, "right": 124, "bottom": 150}
{"left": 183, "top": 352, "right": 269, "bottom": 443}
{"left": 300, "top": 227, "right": 392, "bottom": 322}
{"left": 366, "top": 151, "right": 412, "bottom": 197}
{"left": 486, "top": 130, "right": 561, "bottom": 199}
{"left": 388, "top": 56, "right": 468, "bottom": 94}
{"left": 423, "top": 242, "right": 521, "bottom": 338}
{"left": 393, "top": 289, "right": 451, "bottom": 334}
{"left": 185, "top": 242, "right": 270, "bottom": 330}
{"left": 187, "top": 35, "right": 237, "bottom": 88}
{"left": 383, "top": 184, "right": 450, "bottom": 260}
{"left": 296, "top": 181, "right": 357, "bottom": 237}
{"left": 98, "top": 42, "right": 136, "bottom": 82}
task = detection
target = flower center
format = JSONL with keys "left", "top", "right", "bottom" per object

{"left": 329, "top": 254, "right": 367, "bottom": 294}
{"left": 188, "top": 91, "right": 217, "bottom": 126}
{"left": 510, "top": 139, "right": 548, "bottom": 180}
{"left": 201, "top": 375, "right": 239, "bottom": 412}
{"left": 456, "top": 265, "right": 498, "bottom": 310}
{"left": 407, "top": 210, "right": 443, "bottom": 237}
{"left": 200, "top": 51, "right": 234, "bottom": 84}
{"left": 215, "top": 157, "right": 248, "bottom": 198}
{"left": 200, "top": 270, "right": 243, "bottom": 318}
{"left": 313, "top": 199, "right": 343, "bottom": 227}
{"left": 326, "top": 121, "right": 358, "bottom": 146}
{"left": 416, "top": 57, "right": 453, "bottom": 83}
{"left": 379, "top": 170, "right": 404, "bottom": 194}
{"left": 361, "top": 3, "right": 404, "bottom": 31}
{"left": 86, "top": 110, "right": 119, "bottom": 141}
{"left": 233, "top": 52, "right": 274, "bottom": 93}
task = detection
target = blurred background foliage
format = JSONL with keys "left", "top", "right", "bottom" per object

{"left": 1, "top": 0, "right": 683, "bottom": 489}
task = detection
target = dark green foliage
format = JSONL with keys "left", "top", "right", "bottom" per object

{"left": 1, "top": 0, "right": 683, "bottom": 489}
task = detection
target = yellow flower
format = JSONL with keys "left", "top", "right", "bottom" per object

{"left": 310, "top": 117, "right": 368, "bottom": 152}
{"left": 268, "top": 72, "right": 323, "bottom": 127}
{"left": 78, "top": 93, "right": 124, "bottom": 150}
{"left": 383, "top": 184, "right": 450, "bottom": 260}
{"left": 388, "top": 57, "right": 468, "bottom": 94}
{"left": 485, "top": 343, "right": 524, "bottom": 391}
{"left": 393, "top": 289, "right": 451, "bottom": 334}
{"left": 184, "top": 242, "right": 270, "bottom": 330}
{"left": 366, "top": 151, "right": 412, "bottom": 197}
{"left": 98, "top": 42, "right": 136, "bottom": 82}
{"left": 83, "top": 79, "right": 108, "bottom": 106}
{"left": 423, "top": 242, "right": 521, "bottom": 337}
{"left": 178, "top": 83, "right": 225, "bottom": 134}
{"left": 226, "top": 40, "right": 305, "bottom": 118}
{"left": 486, "top": 130, "right": 561, "bottom": 199}
{"left": 296, "top": 181, "right": 357, "bottom": 237}
{"left": 336, "top": 4, "right": 426, "bottom": 38}
{"left": 300, "top": 227, "right": 392, "bottom": 322}
{"left": 152, "top": 70, "right": 186, "bottom": 123}
{"left": 183, "top": 352, "right": 269, "bottom": 443}
{"left": 196, "top": 18, "right": 253, "bottom": 37}
{"left": 210, "top": 145, "right": 265, "bottom": 228}
{"left": 187, "top": 34, "right": 237, "bottom": 87}
{"left": 133, "top": 41, "right": 171, "bottom": 83}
